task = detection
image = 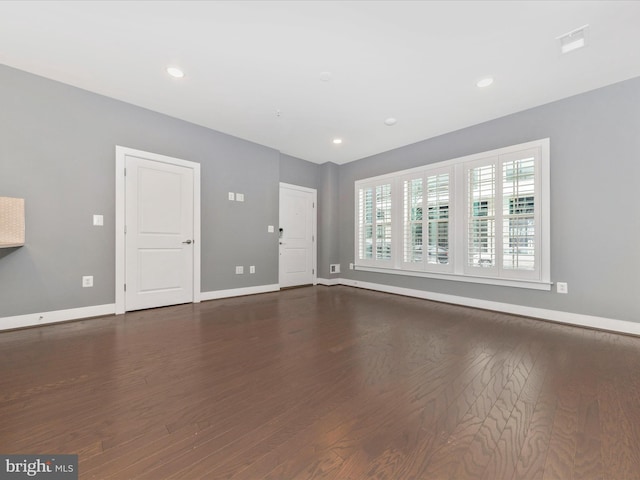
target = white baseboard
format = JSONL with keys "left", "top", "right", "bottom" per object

{"left": 333, "top": 278, "right": 640, "bottom": 336}
{"left": 3, "top": 281, "right": 635, "bottom": 337}
{"left": 0, "top": 304, "right": 116, "bottom": 331}
{"left": 201, "top": 284, "right": 280, "bottom": 301}
{"left": 1, "top": 284, "right": 281, "bottom": 331}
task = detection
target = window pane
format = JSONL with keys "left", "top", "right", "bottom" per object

{"left": 376, "top": 184, "right": 392, "bottom": 222}
{"left": 363, "top": 225, "right": 373, "bottom": 259}
{"left": 503, "top": 217, "right": 535, "bottom": 270}
{"left": 427, "top": 221, "right": 449, "bottom": 264}
{"left": 358, "top": 187, "right": 374, "bottom": 260}
{"left": 376, "top": 184, "right": 392, "bottom": 260}
{"left": 503, "top": 158, "right": 535, "bottom": 215}
{"left": 410, "top": 223, "right": 423, "bottom": 261}
{"left": 364, "top": 189, "right": 373, "bottom": 224}
{"left": 426, "top": 173, "right": 449, "bottom": 264}
{"left": 403, "top": 178, "right": 423, "bottom": 263}
{"left": 468, "top": 165, "right": 495, "bottom": 267}
{"left": 468, "top": 218, "right": 495, "bottom": 267}
{"left": 503, "top": 158, "right": 536, "bottom": 270}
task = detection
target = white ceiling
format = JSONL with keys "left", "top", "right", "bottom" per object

{"left": 1, "top": 1, "right": 639, "bottom": 165}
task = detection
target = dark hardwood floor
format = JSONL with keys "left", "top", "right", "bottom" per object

{"left": 2, "top": 286, "right": 640, "bottom": 479}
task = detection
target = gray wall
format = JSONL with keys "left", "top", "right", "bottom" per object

{"left": 318, "top": 162, "right": 340, "bottom": 278}
{"left": 0, "top": 64, "right": 284, "bottom": 317}
{"left": 338, "top": 76, "right": 640, "bottom": 323}
{"left": 279, "top": 153, "right": 319, "bottom": 190}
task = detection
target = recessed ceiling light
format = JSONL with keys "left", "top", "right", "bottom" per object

{"left": 476, "top": 77, "right": 494, "bottom": 88}
{"left": 166, "top": 66, "right": 185, "bottom": 78}
{"left": 557, "top": 25, "right": 589, "bottom": 54}
{"left": 384, "top": 117, "right": 397, "bottom": 126}
{"left": 332, "top": 138, "right": 343, "bottom": 144}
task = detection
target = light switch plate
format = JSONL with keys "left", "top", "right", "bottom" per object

{"left": 228, "top": 192, "right": 235, "bottom": 201}
{"left": 268, "top": 225, "right": 275, "bottom": 233}
{"left": 82, "top": 276, "right": 93, "bottom": 288}
{"left": 236, "top": 193, "right": 245, "bottom": 202}
{"left": 93, "top": 214, "right": 103, "bottom": 226}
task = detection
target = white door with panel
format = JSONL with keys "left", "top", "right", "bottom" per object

{"left": 279, "top": 184, "right": 316, "bottom": 288}
{"left": 125, "top": 154, "right": 195, "bottom": 311}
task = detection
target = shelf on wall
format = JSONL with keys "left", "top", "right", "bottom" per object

{"left": 0, "top": 196, "right": 25, "bottom": 248}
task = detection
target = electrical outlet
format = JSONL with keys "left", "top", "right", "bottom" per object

{"left": 235, "top": 266, "right": 244, "bottom": 274}
{"left": 557, "top": 282, "right": 568, "bottom": 294}
{"left": 82, "top": 276, "right": 93, "bottom": 288}
{"left": 349, "top": 263, "right": 354, "bottom": 270}
{"left": 249, "top": 265, "right": 255, "bottom": 274}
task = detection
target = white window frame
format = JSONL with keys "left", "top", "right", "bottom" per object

{"left": 355, "top": 180, "right": 395, "bottom": 268}
{"left": 354, "top": 138, "right": 551, "bottom": 290}
{"left": 398, "top": 166, "right": 455, "bottom": 274}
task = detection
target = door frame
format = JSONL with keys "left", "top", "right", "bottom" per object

{"left": 279, "top": 182, "right": 317, "bottom": 287}
{"left": 115, "top": 146, "right": 201, "bottom": 314}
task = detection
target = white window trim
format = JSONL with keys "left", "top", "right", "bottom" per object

{"left": 355, "top": 180, "right": 395, "bottom": 268}
{"left": 354, "top": 138, "right": 551, "bottom": 291}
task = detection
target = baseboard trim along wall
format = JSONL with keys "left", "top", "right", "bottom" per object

{"left": 0, "top": 285, "right": 281, "bottom": 331}
{"left": 0, "top": 304, "right": 116, "bottom": 331}
{"left": 200, "top": 284, "right": 281, "bottom": 301}
{"left": 318, "top": 277, "right": 640, "bottom": 337}
{"left": 3, "top": 281, "right": 637, "bottom": 336}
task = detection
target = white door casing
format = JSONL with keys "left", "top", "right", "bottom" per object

{"left": 279, "top": 183, "right": 316, "bottom": 288}
{"left": 115, "top": 147, "right": 200, "bottom": 314}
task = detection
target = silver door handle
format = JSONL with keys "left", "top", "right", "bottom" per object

{"left": 182, "top": 240, "right": 193, "bottom": 244}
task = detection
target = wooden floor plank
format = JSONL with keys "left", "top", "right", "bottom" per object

{"left": 452, "top": 352, "right": 533, "bottom": 479}
{"left": 511, "top": 366, "right": 558, "bottom": 480}
{"left": 598, "top": 378, "right": 639, "bottom": 479}
{"left": 479, "top": 354, "right": 549, "bottom": 480}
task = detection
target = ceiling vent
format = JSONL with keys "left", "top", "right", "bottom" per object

{"left": 557, "top": 25, "right": 589, "bottom": 54}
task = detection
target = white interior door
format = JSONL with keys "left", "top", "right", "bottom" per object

{"left": 279, "top": 183, "right": 316, "bottom": 288}
{"left": 125, "top": 154, "right": 195, "bottom": 311}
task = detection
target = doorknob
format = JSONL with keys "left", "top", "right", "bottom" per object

{"left": 182, "top": 240, "right": 193, "bottom": 244}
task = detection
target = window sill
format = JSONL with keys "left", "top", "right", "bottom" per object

{"left": 354, "top": 265, "right": 552, "bottom": 291}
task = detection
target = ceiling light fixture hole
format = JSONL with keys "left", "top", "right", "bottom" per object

{"left": 476, "top": 77, "right": 494, "bottom": 88}
{"left": 166, "top": 66, "right": 185, "bottom": 78}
